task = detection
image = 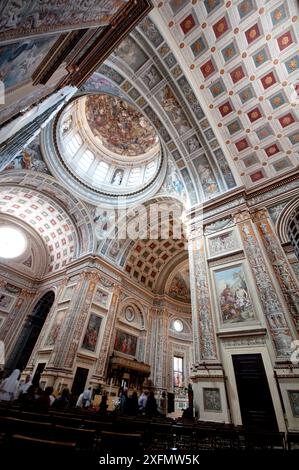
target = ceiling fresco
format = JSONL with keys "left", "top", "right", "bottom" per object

{"left": 151, "top": 0, "right": 299, "bottom": 187}
{"left": 0, "top": 35, "right": 59, "bottom": 92}
{"left": 166, "top": 265, "right": 191, "bottom": 302}
{"left": 85, "top": 94, "right": 159, "bottom": 157}
{"left": 3, "top": 137, "right": 50, "bottom": 174}
{"left": 97, "top": 17, "right": 238, "bottom": 205}
{"left": 0, "top": 1, "right": 130, "bottom": 40}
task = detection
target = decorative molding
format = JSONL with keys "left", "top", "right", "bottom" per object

{"left": 208, "top": 250, "right": 244, "bottom": 267}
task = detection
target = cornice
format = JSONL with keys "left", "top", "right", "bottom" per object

{"left": 186, "top": 170, "right": 299, "bottom": 222}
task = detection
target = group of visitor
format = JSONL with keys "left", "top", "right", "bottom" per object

{"left": 118, "top": 388, "right": 167, "bottom": 417}
{"left": 0, "top": 368, "right": 71, "bottom": 411}
{"left": 0, "top": 369, "right": 168, "bottom": 418}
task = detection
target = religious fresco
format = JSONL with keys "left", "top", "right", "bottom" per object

{"left": 4, "top": 138, "right": 50, "bottom": 174}
{"left": 214, "top": 265, "right": 255, "bottom": 324}
{"left": 45, "top": 309, "right": 67, "bottom": 347}
{"left": 83, "top": 73, "right": 124, "bottom": 98}
{"left": 81, "top": 313, "right": 102, "bottom": 352}
{"left": 0, "top": 36, "right": 58, "bottom": 90}
{"left": 108, "top": 239, "right": 126, "bottom": 259}
{"left": 114, "top": 329, "right": 137, "bottom": 356}
{"left": 0, "top": 1, "right": 128, "bottom": 39}
{"left": 142, "top": 65, "right": 163, "bottom": 90}
{"left": 156, "top": 85, "right": 191, "bottom": 136}
{"left": 113, "top": 36, "right": 148, "bottom": 72}
{"left": 85, "top": 94, "right": 159, "bottom": 157}
{"left": 168, "top": 271, "right": 190, "bottom": 302}
{"left": 93, "top": 289, "right": 109, "bottom": 308}
{"left": 192, "top": 155, "right": 219, "bottom": 197}
{"left": 160, "top": 160, "right": 186, "bottom": 203}
{"left": 203, "top": 388, "right": 222, "bottom": 412}
{"left": 94, "top": 209, "right": 110, "bottom": 241}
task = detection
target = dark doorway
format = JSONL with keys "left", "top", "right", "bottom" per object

{"left": 6, "top": 291, "right": 55, "bottom": 372}
{"left": 168, "top": 392, "right": 174, "bottom": 413}
{"left": 71, "top": 367, "right": 89, "bottom": 397}
{"left": 232, "top": 354, "right": 278, "bottom": 431}
{"left": 32, "top": 362, "right": 46, "bottom": 387}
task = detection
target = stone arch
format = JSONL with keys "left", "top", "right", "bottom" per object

{"left": 5, "top": 290, "right": 55, "bottom": 373}
{"left": 0, "top": 171, "right": 96, "bottom": 269}
{"left": 276, "top": 197, "right": 299, "bottom": 245}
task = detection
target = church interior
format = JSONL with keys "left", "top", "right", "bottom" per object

{"left": 0, "top": 0, "right": 299, "bottom": 459}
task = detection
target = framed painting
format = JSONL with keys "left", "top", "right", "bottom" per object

{"left": 93, "top": 288, "right": 109, "bottom": 308}
{"left": 45, "top": 309, "right": 67, "bottom": 346}
{"left": 213, "top": 264, "right": 255, "bottom": 324}
{"left": 203, "top": 388, "right": 221, "bottom": 412}
{"left": 0, "top": 292, "right": 15, "bottom": 312}
{"left": 114, "top": 329, "right": 137, "bottom": 356}
{"left": 288, "top": 390, "right": 299, "bottom": 418}
{"left": 81, "top": 313, "right": 102, "bottom": 352}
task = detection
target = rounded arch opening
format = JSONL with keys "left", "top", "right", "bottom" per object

{"left": 276, "top": 198, "right": 299, "bottom": 260}
{"left": 6, "top": 291, "right": 55, "bottom": 373}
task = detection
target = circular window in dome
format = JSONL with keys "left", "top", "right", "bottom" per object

{"left": 44, "top": 93, "right": 165, "bottom": 204}
{"left": 0, "top": 226, "right": 27, "bottom": 259}
{"left": 173, "top": 319, "right": 184, "bottom": 333}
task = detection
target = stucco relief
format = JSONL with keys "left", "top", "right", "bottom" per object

{"left": 255, "top": 214, "right": 299, "bottom": 331}
{"left": 189, "top": 234, "right": 218, "bottom": 362}
{"left": 239, "top": 220, "right": 293, "bottom": 358}
{"left": 95, "top": 287, "right": 119, "bottom": 379}
{"left": 207, "top": 230, "right": 239, "bottom": 257}
{"left": 0, "top": 1, "right": 128, "bottom": 39}
{"left": 204, "top": 217, "right": 234, "bottom": 235}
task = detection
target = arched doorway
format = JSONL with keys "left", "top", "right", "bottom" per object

{"left": 6, "top": 291, "right": 55, "bottom": 372}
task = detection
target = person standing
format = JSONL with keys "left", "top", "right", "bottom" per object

{"left": 138, "top": 390, "right": 149, "bottom": 414}
{"left": 17, "top": 373, "right": 32, "bottom": 399}
{"left": 82, "top": 386, "right": 92, "bottom": 408}
{"left": 0, "top": 368, "right": 20, "bottom": 401}
{"left": 158, "top": 391, "right": 168, "bottom": 417}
